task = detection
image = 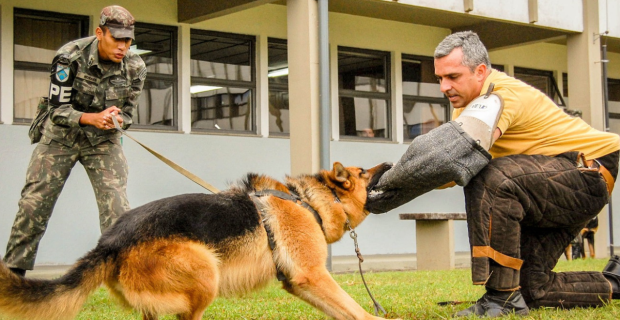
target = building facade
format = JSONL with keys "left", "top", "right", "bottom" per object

{"left": 1, "top": 0, "right": 620, "bottom": 270}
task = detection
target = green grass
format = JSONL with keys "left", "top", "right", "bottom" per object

{"left": 8, "top": 259, "right": 620, "bottom": 319}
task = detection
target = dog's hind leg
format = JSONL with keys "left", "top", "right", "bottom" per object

{"left": 284, "top": 267, "right": 390, "bottom": 320}
{"left": 117, "top": 239, "right": 220, "bottom": 318}
{"left": 177, "top": 307, "right": 208, "bottom": 320}
{"left": 143, "top": 312, "right": 158, "bottom": 320}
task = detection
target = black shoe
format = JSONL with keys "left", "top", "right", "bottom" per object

{"left": 455, "top": 289, "right": 529, "bottom": 318}
{"left": 9, "top": 267, "right": 26, "bottom": 277}
{"left": 602, "top": 255, "right": 620, "bottom": 299}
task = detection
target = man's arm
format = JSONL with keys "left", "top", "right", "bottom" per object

{"left": 436, "top": 127, "right": 501, "bottom": 190}
{"left": 47, "top": 55, "right": 83, "bottom": 128}
{"left": 48, "top": 54, "right": 118, "bottom": 130}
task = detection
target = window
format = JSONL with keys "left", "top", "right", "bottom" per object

{"left": 492, "top": 64, "right": 505, "bottom": 72}
{"left": 13, "top": 8, "right": 88, "bottom": 123}
{"left": 609, "top": 78, "right": 620, "bottom": 103}
{"left": 514, "top": 67, "right": 564, "bottom": 106}
{"left": 401, "top": 55, "right": 449, "bottom": 140}
{"left": 562, "top": 72, "right": 569, "bottom": 98}
{"left": 268, "top": 38, "right": 289, "bottom": 135}
{"left": 190, "top": 30, "right": 255, "bottom": 133}
{"left": 132, "top": 23, "right": 178, "bottom": 129}
{"left": 338, "top": 47, "right": 390, "bottom": 139}
{"left": 608, "top": 79, "right": 620, "bottom": 131}
{"left": 607, "top": 78, "right": 620, "bottom": 121}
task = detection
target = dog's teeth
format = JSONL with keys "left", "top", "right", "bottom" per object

{"left": 369, "top": 190, "right": 383, "bottom": 196}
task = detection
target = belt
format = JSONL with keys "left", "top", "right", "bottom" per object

{"left": 585, "top": 158, "right": 615, "bottom": 195}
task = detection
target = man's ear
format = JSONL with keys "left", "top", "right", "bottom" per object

{"left": 475, "top": 63, "right": 488, "bottom": 82}
{"left": 95, "top": 27, "right": 103, "bottom": 41}
{"left": 332, "top": 162, "right": 351, "bottom": 187}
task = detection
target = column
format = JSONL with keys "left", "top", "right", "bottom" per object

{"left": 178, "top": 24, "right": 192, "bottom": 133}
{"left": 287, "top": 0, "right": 320, "bottom": 175}
{"left": 567, "top": 0, "right": 609, "bottom": 258}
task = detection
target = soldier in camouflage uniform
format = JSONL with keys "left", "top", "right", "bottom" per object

{"left": 4, "top": 5, "right": 146, "bottom": 276}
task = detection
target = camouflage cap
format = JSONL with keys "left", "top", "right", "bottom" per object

{"left": 99, "top": 5, "right": 135, "bottom": 40}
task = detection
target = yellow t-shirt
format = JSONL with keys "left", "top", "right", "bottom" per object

{"left": 452, "top": 70, "right": 620, "bottom": 160}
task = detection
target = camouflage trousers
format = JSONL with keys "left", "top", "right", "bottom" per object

{"left": 4, "top": 133, "right": 129, "bottom": 270}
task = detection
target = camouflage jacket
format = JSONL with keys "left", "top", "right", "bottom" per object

{"left": 43, "top": 36, "right": 146, "bottom": 147}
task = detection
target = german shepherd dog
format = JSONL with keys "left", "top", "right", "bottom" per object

{"left": 0, "top": 162, "right": 394, "bottom": 320}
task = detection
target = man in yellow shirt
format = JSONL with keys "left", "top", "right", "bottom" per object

{"left": 366, "top": 31, "right": 620, "bottom": 317}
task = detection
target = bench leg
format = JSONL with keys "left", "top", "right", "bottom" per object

{"left": 415, "top": 220, "right": 455, "bottom": 270}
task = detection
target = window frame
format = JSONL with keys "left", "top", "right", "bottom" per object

{"left": 13, "top": 8, "right": 89, "bottom": 124}
{"left": 131, "top": 22, "right": 179, "bottom": 130}
{"left": 267, "top": 37, "right": 290, "bottom": 136}
{"left": 514, "top": 67, "right": 565, "bottom": 106}
{"left": 189, "top": 29, "right": 257, "bottom": 134}
{"left": 401, "top": 54, "right": 450, "bottom": 141}
{"left": 337, "top": 45, "right": 392, "bottom": 140}
{"left": 607, "top": 78, "right": 620, "bottom": 121}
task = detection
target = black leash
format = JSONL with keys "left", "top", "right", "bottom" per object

{"left": 346, "top": 220, "right": 387, "bottom": 316}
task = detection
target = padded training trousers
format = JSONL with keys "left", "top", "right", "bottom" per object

{"left": 464, "top": 152, "right": 613, "bottom": 308}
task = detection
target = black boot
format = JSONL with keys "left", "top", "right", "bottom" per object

{"left": 455, "top": 288, "right": 529, "bottom": 318}
{"left": 602, "top": 255, "right": 620, "bottom": 299}
{"left": 9, "top": 267, "right": 26, "bottom": 277}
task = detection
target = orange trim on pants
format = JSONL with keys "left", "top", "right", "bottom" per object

{"left": 472, "top": 246, "right": 524, "bottom": 270}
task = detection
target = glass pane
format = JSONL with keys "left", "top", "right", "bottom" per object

{"left": 492, "top": 64, "right": 505, "bottom": 72}
{"left": 14, "top": 16, "right": 81, "bottom": 63}
{"left": 339, "top": 97, "right": 388, "bottom": 138}
{"left": 14, "top": 70, "right": 49, "bottom": 121}
{"left": 269, "top": 89, "right": 289, "bottom": 134}
{"left": 402, "top": 58, "right": 443, "bottom": 98}
{"left": 403, "top": 101, "right": 447, "bottom": 140}
{"left": 563, "top": 73, "right": 569, "bottom": 97}
{"left": 191, "top": 86, "right": 253, "bottom": 132}
{"left": 609, "top": 79, "right": 620, "bottom": 102}
{"left": 514, "top": 72, "right": 552, "bottom": 98}
{"left": 190, "top": 32, "right": 252, "bottom": 81}
{"left": 134, "top": 79, "right": 174, "bottom": 126}
{"left": 268, "top": 40, "right": 288, "bottom": 85}
{"left": 338, "top": 51, "right": 386, "bottom": 93}
{"left": 610, "top": 118, "right": 620, "bottom": 135}
{"left": 268, "top": 39, "right": 289, "bottom": 134}
{"left": 609, "top": 80, "right": 620, "bottom": 119}
{"left": 134, "top": 26, "right": 174, "bottom": 75}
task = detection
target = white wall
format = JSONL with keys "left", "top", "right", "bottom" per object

{"left": 391, "top": 0, "right": 584, "bottom": 32}
{"left": 600, "top": 0, "right": 620, "bottom": 37}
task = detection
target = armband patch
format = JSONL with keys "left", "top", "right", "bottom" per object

{"left": 55, "top": 65, "right": 71, "bottom": 83}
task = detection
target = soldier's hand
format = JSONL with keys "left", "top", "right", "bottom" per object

{"left": 79, "top": 107, "right": 123, "bottom": 130}
{"left": 105, "top": 106, "right": 124, "bottom": 128}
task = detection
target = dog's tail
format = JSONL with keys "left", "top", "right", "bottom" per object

{"left": 0, "top": 250, "right": 114, "bottom": 320}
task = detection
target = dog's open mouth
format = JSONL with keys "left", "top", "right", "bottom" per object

{"left": 366, "top": 162, "right": 393, "bottom": 192}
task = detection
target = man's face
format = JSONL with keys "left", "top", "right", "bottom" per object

{"left": 96, "top": 27, "right": 132, "bottom": 63}
{"left": 434, "top": 47, "right": 486, "bottom": 109}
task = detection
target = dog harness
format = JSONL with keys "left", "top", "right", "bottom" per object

{"left": 249, "top": 188, "right": 333, "bottom": 281}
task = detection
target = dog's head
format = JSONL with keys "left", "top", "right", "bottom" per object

{"left": 323, "top": 162, "right": 392, "bottom": 227}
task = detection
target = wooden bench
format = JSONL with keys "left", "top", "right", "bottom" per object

{"left": 399, "top": 213, "right": 467, "bottom": 271}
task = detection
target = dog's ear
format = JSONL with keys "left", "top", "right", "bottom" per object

{"left": 332, "top": 162, "right": 351, "bottom": 188}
